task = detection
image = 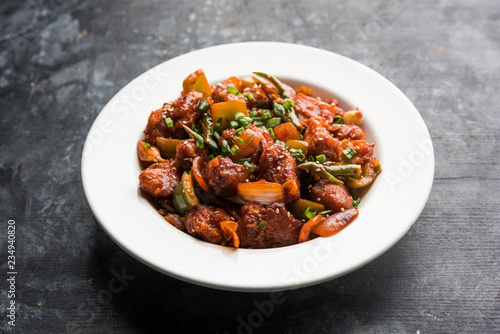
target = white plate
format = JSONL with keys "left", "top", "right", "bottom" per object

{"left": 81, "top": 42, "right": 434, "bottom": 292}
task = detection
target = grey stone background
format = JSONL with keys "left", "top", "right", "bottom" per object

{"left": 1, "top": 0, "right": 499, "bottom": 333}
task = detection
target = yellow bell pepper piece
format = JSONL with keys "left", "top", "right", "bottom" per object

{"left": 211, "top": 100, "right": 249, "bottom": 129}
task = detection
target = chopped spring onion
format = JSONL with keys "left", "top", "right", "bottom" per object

{"left": 343, "top": 147, "right": 357, "bottom": 159}
{"left": 266, "top": 117, "right": 281, "bottom": 128}
{"left": 291, "top": 148, "right": 306, "bottom": 162}
{"left": 333, "top": 115, "right": 343, "bottom": 124}
{"left": 227, "top": 86, "right": 239, "bottom": 95}
{"left": 304, "top": 206, "right": 317, "bottom": 220}
{"left": 235, "top": 136, "right": 244, "bottom": 143}
{"left": 237, "top": 158, "right": 255, "bottom": 172}
{"left": 273, "top": 101, "right": 285, "bottom": 116}
{"left": 234, "top": 112, "right": 246, "bottom": 121}
{"left": 230, "top": 121, "right": 239, "bottom": 128}
{"left": 246, "top": 93, "right": 255, "bottom": 101}
{"left": 142, "top": 141, "right": 151, "bottom": 149}
{"left": 261, "top": 109, "right": 272, "bottom": 120}
{"left": 208, "top": 140, "right": 219, "bottom": 152}
{"left": 307, "top": 155, "right": 315, "bottom": 162}
{"left": 258, "top": 219, "right": 268, "bottom": 231}
{"left": 230, "top": 145, "right": 240, "bottom": 155}
{"left": 319, "top": 210, "right": 333, "bottom": 215}
{"left": 257, "top": 99, "right": 263, "bottom": 107}
{"left": 221, "top": 139, "right": 230, "bottom": 155}
{"left": 250, "top": 110, "right": 258, "bottom": 118}
{"left": 275, "top": 140, "right": 285, "bottom": 146}
{"left": 214, "top": 118, "right": 223, "bottom": 133}
{"left": 165, "top": 117, "right": 174, "bottom": 128}
{"left": 243, "top": 161, "right": 254, "bottom": 172}
{"left": 353, "top": 198, "right": 361, "bottom": 207}
{"left": 196, "top": 100, "right": 210, "bottom": 112}
{"left": 316, "top": 154, "right": 327, "bottom": 163}
{"left": 212, "top": 131, "right": 220, "bottom": 141}
{"left": 238, "top": 116, "right": 253, "bottom": 127}
{"left": 283, "top": 98, "right": 295, "bottom": 110}
{"left": 235, "top": 127, "right": 245, "bottom": 135}
{"left": 195, "top": 136, "right": 204, "bottom": 148}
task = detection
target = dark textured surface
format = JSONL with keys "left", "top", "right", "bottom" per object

{"left": 1, "top": 0, "right": 499, "bottom": 333}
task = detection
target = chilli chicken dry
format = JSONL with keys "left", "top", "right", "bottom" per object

{"left": 137, "top": 69, "right": 381, "bottom": 249}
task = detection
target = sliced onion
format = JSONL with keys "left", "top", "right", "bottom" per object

{"left": 312, "top": 208, "right": 359, "bottom": 237}
{"left": 298, "top": 214, "right": 325, "bottom": 243}
{"left": 237, "top": 180, "right": 285, "bottom": 205}
{"left": 192, "top": 156, "right": 212, "bottom": 193}
{"left": 283, "top": 179, "right": 300, "bottom": 203}
{"left": 220, "top": 220, "right": 240, "bottom": 248}
{"left": 137, "top": 141, "right": 166, "bottom": 163}
{"left": 230, "top": 128, "right": 261, "bottom": 161}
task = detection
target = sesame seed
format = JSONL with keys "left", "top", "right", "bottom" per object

{"left": 287, "top": 212, "right": 290, "bottom": 217}
{"left": 316, "top": 168, "right": 321, "bottom": 172}
{"left": 341, "top": 208, "right": 345, "bottom": 212}
{"left": 162, "top": 115, "right": 167, "bottom": 119}
{"left": 307, "top": 184, "right": 312, "bottom": 189}
{"left": 318, "top": 138, "right": 324, "bottom": 141}
{"left": 230, "top": 217, "right": 235, "bottom": 221}
{"left": 214, "top": 211, "right": 219, "bottom": 213}
{"left": 191, "top": 229, "right": 195, "bottom": 233}
{"left": 277, "top": 166, "right": 281, "bottom": 170}
{"left": 278, "top": 155, "right": 284, "bottom": 159}
{"left": 316, "top": 198, "right": 321, "bottom": 201}
{"left": 275, "top": 208, "right": 279, "bottom": 214}
{"left": 172, "top": 167, "right": 176, "bottom": 170}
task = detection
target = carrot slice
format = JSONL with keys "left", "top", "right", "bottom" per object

{"left": 312, "top": 208, "right": 359, "bottom": 237}
{"left": 192, "top": 156, "right": 212, "bottom": 193}
{"left": 298, "top": 214, "right": 325, "bottom": 243}
{"left": 220, "top": 221, "right": 240, "bottom": 248}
